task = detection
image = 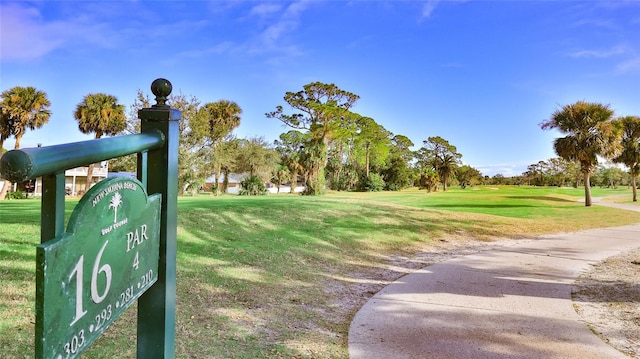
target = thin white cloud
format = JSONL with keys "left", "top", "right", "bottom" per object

{"left": 260, "top": 1, "right": 310, "bottom": 46}
{"left": 249, "top": 3, "right": 283, "bottom": 17}
{"left": 571, "top": 18, "right": 619, "bottom": 31}
{"left": 0, "top": 3, "right": 65, "bottom": 61}
{"left": 0, "top": 2, "right": 144, "bottom": 62}
{"left": 566, "top": 43, "right": 640, "bottom": 75}
{"left": 240, "top": 0, "right": 313, "bottom": 59}
{"left": 419, "top": 0, "right": 469, "bottom": 23}
{"left": 421, "top": 0, "right": 439, "bottom": 20}
{"left": 170, "top": 1, "right": 311, "bottom": 65}
{"left": 616, "top": 56, "right": 640, "bottom": 74}
{"left": 568, "top": 45, "right": 627, "bottom": 59}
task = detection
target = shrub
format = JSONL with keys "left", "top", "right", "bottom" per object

{"left": 358, "top": 173, "right": 385, "bottom": 192}
{"left": 6, "top": 190, "right": 27, "bottom": 200}
{"left": 239, "top": 175, "right": 267, "bottom": 196}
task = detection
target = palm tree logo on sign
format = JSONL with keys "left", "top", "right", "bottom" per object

{"left": 109, "top": 192, "right": 123, "bottom": 223}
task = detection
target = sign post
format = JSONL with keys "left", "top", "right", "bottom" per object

{"left": 136, "top": 79, "right": 180, "bottom": 358}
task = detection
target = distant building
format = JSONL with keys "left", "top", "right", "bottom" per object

{"left": 204, "top": 173, "right": 247, "bottom": 194}
{"left": 65, "top": 164, "right": 109, "bottom": 196}
{"left": 18, "top": 163, "right": 109, "bottom": 197}
{"left": 204, "top": 173, "right": 305, "bottom": 194}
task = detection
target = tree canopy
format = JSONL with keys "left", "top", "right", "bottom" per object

{"left": 0, "top": 86, "right": 51, "bottom": 150}
{"left": 267, "top": 82, "right": 360, "bottom": 143}
{"left": 612, "top": 116, "right": 640, "bottom": 201}
{"left": 267, "top": 82, "right": 360, "bottom": 195}
{"left": 0, "top": 86, "right": 51, "bottom": 200}
{"left": 274, "top": 130, "right": 308, "bottom": 193}
{"left": 75, "top": 93, "right": 126, "bottom": 139}
{"left": 74, "top": 93, "right": 126, "bottom": 190}
{"left": 419, "top": 136, "right": 462, "bottom": 191}
{"left": 198, "top": 100, "right": 242, "bottom": 195}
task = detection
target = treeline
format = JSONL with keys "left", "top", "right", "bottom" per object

{"left": 120, "top": 83, "right": 488, "bottom": 195}
{"left": 484, "top": 158, "right": 634, "bottom": 189}
{"left": 0, "top": 82, "right": 485, "bottom": 198}
{"left": 2, "top": 85, "right": 639, "bottom": 202}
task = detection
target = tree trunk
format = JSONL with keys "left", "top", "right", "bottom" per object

{"left": 290, "top": 168, "right": 297, "bottom": 194}
{"left": 84, "top": 133, "right": 104, "bottom": 193}
{"left": 214, "top": 164, "right": 222, "bottom": 196}
{"left": 0, "top": 180, "right": 9, "bottom": 200}
{"left": 85, "top": 163, "right": 95, "bottom": 193}
{"left": 365, "top": 143, "right": 370, "bottom": 177}
{"left": 584, "top": 172, "right": 592, "bottom": 207}
{"left": 14, "top": 135, "right": 22, "bottom": 150}
{"left": 0, "top": 137, "right": 22, "bottom": 200}
{"left": 0, "top": 140, "right": 7, "bottom": 200}
{"left": 632, "top": 176, "right": 638, "bottom": 202}
{"left": 303, "top": 139, "right": 327, "bottom": 195}
{"left": 222, "top": 168, "right": 230, "bottom": 193}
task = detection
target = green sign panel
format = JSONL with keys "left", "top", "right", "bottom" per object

{"left": 36, "top": 177, "right": 161, "bottom": 358}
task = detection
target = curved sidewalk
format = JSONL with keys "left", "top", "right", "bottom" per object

{"left": 349, "top": 203, "right": 640, "bottom": 359}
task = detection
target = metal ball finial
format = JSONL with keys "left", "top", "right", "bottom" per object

{"left": 151, "top": 78, "right": 172, "bottom": 106}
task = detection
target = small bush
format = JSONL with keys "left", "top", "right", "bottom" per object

{"left": 239, "top": 175, "right": 267, "bottom": 195}
{"left": 358, "top": 173, "right": 385, "bottom": 192}
{"left": 6, "top": 190, "right": 27, "bottom": 200}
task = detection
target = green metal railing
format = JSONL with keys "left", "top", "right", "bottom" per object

{"left": 0, "top": 78, "right": 179, "bottom": 358}
{"left": 0, "top": 131, "right": 164, "bottom": 184}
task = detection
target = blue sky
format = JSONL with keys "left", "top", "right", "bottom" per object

{"left": 2, "top": 1, "right": 639, "bottom": 176}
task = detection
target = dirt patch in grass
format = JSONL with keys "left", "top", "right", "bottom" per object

{"left": 573, "top": 247, "right": 640, "bottom": 357}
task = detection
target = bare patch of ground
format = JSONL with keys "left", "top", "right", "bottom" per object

{"left": 573, "top": 247, "right": 640, "bottom": 358}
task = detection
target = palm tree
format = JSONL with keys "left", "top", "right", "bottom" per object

{"left": 275, "top": 130, "right": 307, "bottom": 193}
{"left": 434, "top": 153, "right": 459, "bottom": 191}
{"left": 201, "top": 100, "right": 242, "bottom": 142}
{"left": 612, "top": 116, "right": 640, "bottom": 202}
{"left": 220, "top": 138, "right": 240, "bottom": 194}
{"left": 541, "top": 101, "right": 622, "bottom": 206}
{"left": 419, "top": 167, "right": 439, "bottom": 192}
{"left": 200, "top": 100, "right": 242, "bottom": 195}
{"left": 421, "top": 136, "right": 461, "bottom": 191}
{"left": 271, "top": 165, "right": 290, "bottom": 194}
{"left": 0, "top": 86, "right": 51, "bottom": 200}
{"left": 234, "top": 137, "right": 278, "bottom": 180}
{"left": 74, "top": 93, "right": 126, "bottom": 190}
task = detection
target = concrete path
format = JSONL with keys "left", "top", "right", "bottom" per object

{"left": 349, "top": 201, "right": 640, "bottom": 359}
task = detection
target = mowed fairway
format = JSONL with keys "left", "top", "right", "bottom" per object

{"left": 1, "top": 186, "right": 639, "bottom": 358}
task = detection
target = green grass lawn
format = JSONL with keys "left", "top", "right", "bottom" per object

{"left": 1, "top": 186, "right": 639, "bottom": 358}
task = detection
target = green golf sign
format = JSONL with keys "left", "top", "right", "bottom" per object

{"left": 36, "top": 176, "right": 161, "bottom": 358}
{"left": 1, "top": 78, "right": 178, "bottom": 358}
